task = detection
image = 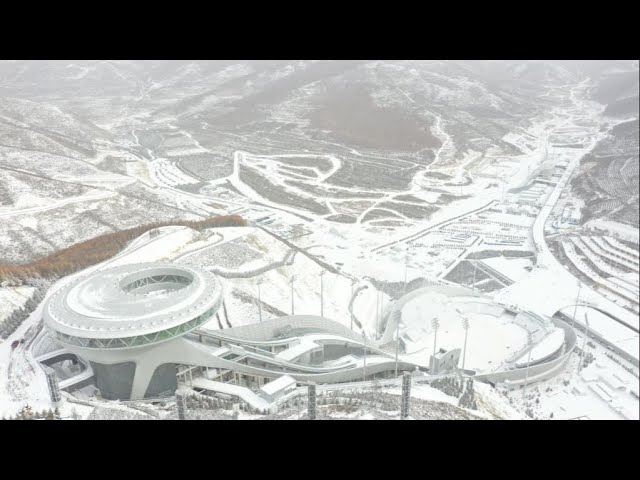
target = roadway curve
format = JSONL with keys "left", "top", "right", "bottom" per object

{"left": 498, "top": 81, "right": 639, "bottom": 331}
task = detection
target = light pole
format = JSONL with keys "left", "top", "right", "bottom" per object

{"left": 393, "top": 310, "right": 402, "bottom": 378}
{"left": 473, "top": 261, "right": 478, "bottom": 293}
{"left": 571, "top": 282, "right": 582, "bottom": 329}
{"left": 376, "top": 290, "right": 382, "bottom": 336}
{"left": 460, "top": 313, "right": 470, "bottom": 370}
{"left": 319, "top": 270, "right": 326, "bottom": 317}
{"left": 501, "top": 167, "right": 507, "bottom": 213}
{"left": 256, "top": 278, "right": 263, "bottom": 323}
{"left": 290, "top": 275, "right": 296, "bottom": 315}
{"left": 579, "top": 312, "right": 590, "bottom": 373}
{"left": 362, "top": 332, "right": 367, "bottom": 382}
{"left": 404, "top": 247, "right": 411, "bottom": 289}
{"left": 522, "top": 332, "right": 533, "bottom": 403}
{"left": 350, "top": 279, "right": 357, "bottom": 330}
{"left": 431, "top": 317, "right": 440, "bottom": 358}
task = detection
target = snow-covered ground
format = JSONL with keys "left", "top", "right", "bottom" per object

{"left": 397, "top": 290, "right": 530, "bottom": 372}
{"left": 176, "top": 226, "right": 389, "bottom": 337}
{"left": 2, "top": 67, "right": 637, "bottom": 420}
{"left": 561, "top": 306, "right": 639, "bottom": 362}
{"left": 0, "top": 304, "right": 57, "bottom": 417}
{"left": 384, "top": 380, "right": 526, "bottom": 420}
{"left": 503, "top": 340, "right": 639, "bottom": 420}
{"left": 585, "top": 219, "right": 640, "bottom": 244}
{"left": 479, "top": 257, "right": 533, "bottom": 283}
{"left": 0, "top": 286, "right": 34, "bottom": 327}
{"left": 514, "top": 329, "right": 565, "bottom": 368}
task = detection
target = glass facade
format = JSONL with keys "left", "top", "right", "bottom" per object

{"left": 53, "top": 302, "right": 219, "bottom": 350}
{"left": 121, "top": 273, "right": 193, "bottom": 294}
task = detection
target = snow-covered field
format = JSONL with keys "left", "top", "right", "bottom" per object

{"left": 0, "top": 304, "right": 56, "bottom": 417}
{"left": 1, "top": 61, "right": 638, "bottom": 420}
{"left": 586, "top": 219, "right": 640, "bottom": 244}
{"left": 561, "top": 306, "right": 639, "bottom": 362}
{"left": 0, "top": 286, "right": 34, "bottom": 327}
{"left": 503, "top": 341, "right": 639, "bottom": 420}
{"left": 514, "top": 329, "right": 565, "bottom": 367}
{"left": 175, "top": 226, "right": 389, "bottom": 336}
{"left": 397, "top": 290, "right": 530, "bottom": 372}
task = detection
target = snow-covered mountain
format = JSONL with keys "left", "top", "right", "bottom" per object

{"left": 0, "top": 60, "right": 637, "bottom": 263}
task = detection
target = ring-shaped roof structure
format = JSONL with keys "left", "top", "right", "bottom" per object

{"left": 43, "top": 263, "right": 222, "bottom": 349}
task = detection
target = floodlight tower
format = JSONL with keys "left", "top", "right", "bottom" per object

{"left": 350, "top": 278, "right": 357, "bottom": 330}
{"left": 431, "top": 317, "right": 440, "bottom": 358}
{"left": 579, "top": 312, "right": 590, "bottom": 373}
{"left": 376, "top": 290, "right": 383, "bottom": 336}
{"left": 362, "top": 331, "right": 368, "bottom": 382}
{"left": 571, "top": 281, "right": 582, "bottom": 329}
{"left": 290, "top": 274, "right": 296, "bottom": 315}
{"left": 457, "top": 309, "right": 470, "bottom": 370}
{"left": 501, "top": 166, "right": 507, "bottom": 213}
{"left": 319, "top": 270, "right": 326, "bottom": 317}
{"left": 404, "top": 246, "right": 411, "bottom": 289}
{"left": 393, "top": 309, "right": 402, "bottom": 377}
{"left": 256, "top": 277, "right": 263, "bottom": 323}
{"left": 521, "top": 331, "right": 534, "bottom": 403}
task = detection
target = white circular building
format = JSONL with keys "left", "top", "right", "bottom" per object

{"left": 43, "top": 263, "right": 223, "bottom": 399}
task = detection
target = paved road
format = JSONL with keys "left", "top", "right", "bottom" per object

{"left": 371, "top": 200, "right": 498, "bottom": 253}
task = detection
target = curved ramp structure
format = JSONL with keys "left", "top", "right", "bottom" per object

{"left": 41, "top": 262, "right": 422, "bottom": 400}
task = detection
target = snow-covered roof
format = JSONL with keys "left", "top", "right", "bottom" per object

{"left": 515, "top": 329, "right": 565, "bottom": 367}
{"left": 43, "top": 262, "right": 222, "bottom": 340}
{"left": 276, "top": 340, "right": 320, "bottom": 362}
{"left": 434, "top": 348, "right": 450, "bottom": 359}
{"left": 191, "top": 378, "right": 271, "bottom": 410}
{"left": 260, "top": 375, "right": 297, "bottom": 396}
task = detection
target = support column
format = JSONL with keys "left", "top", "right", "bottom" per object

{"left": 176, "top": 389, "right": 187, "bottom": 420}
{"left": 308, "top": 383, "right": 317, "bottom": 420}
{"left": 44, "top": 366, "right": 62, "bottom": 406}
{"left": 130, "top": 360, "right": 162, "bottom": 400}
{"left": 401, "top": 371, "right": 412, "bottom": 420}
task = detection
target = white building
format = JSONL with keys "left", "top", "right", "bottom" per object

{"left": 259, "top": 375, "right": 297, "bottom": 403}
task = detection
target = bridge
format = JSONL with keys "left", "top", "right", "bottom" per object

{"left": 36, "top": 349, "right": 77, "bottom": 366}
{"left": 553, "top": 304, "right": 639, "bottom": 367}
{"left": 509, "top": 128, "right": 639, "bottom": 335}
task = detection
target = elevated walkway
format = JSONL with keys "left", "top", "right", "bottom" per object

{"left": 190, "top": 378, "right": 272, "bottom": 411}
{"left": 59, "top": 368, "right": 95, "bottom": 391}
{"left": 36, "top": 348, "right": 73, "bottom": 365}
